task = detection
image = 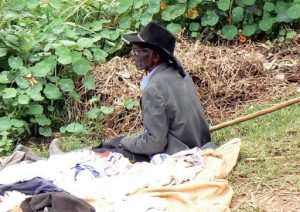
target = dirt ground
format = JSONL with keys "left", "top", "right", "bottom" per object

{"left": 231, "top": 189, "right": 300, "bottom": 212}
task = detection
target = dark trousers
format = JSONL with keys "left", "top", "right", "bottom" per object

{"left": 92, "top": 136, "right": 150, "bottom": 162}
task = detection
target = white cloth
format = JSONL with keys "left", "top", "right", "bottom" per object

{"left": 0, "top": 148, "right": 204, "bottom": 206}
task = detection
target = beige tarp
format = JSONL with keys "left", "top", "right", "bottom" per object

{"left": 87, "top": 138, "right": 241, "bottom": 212}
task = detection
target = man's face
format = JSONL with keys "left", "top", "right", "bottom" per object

{"left": 130, "top": 44, "right": 153, "bottom": 71}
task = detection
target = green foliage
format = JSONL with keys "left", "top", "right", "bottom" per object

{"left": 0, "top": 131, "right": 13, "bottom": 155}
{"left": 0, "top": 0, "right": 299, "bottom": 146}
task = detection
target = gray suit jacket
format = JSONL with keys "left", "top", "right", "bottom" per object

{"left": 120, "top": 63, "right": 211, "bottom": 155}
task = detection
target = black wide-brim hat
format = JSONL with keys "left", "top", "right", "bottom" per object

{"left": 123, "top": 22, "right": 186, "bottom": 77}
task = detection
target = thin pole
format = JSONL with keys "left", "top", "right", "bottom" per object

{"left": 209, "top": 96, "right": 300, "bottom": 132}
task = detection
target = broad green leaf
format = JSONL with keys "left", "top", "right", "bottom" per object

{"left": 30, "top": 56, "right": 57, "bottom": 77}
{"left": 39, "top": 127, "right": 52, "bottom": 137}
{"left": 263, "top": 2, "right": 275, "bottom": 12}
{"left": 116, "top": 0, "right": 134, "bottom": 13}
{"left": 47, "top": 76, "right": 60, "bottom": 83}
{"left": 134, "top": 0, "right": 144, "bottom": 9}
{"left": 47, "top": 106, "right": 55, "bottom": 112}
{"left": 59, "top": 40, "right": 77, "bottom": 47}
{"left": 11, "top": 119, "right": 24, "bottom": 128}
{"left": 89, "top": 97, "right": 100, "bottom": 104}
{"left": 65, "top": 29, "right": 78, "bottom": 39}
{"left": 72, "top": 58, "right": 92, "bottom": 75}
{"left": 93, "top": 49, "right": 108, "bottom": 63}
{"left": 161, "top": 4, "right": 186, "bottom": 21}
{"left": 2, "top": 11, "right": 19, "bottom": 21}
{"left": 100, "top": 30, "right": 120, "bottom": 41}
{"left": 71, "top": 51, "right": 82, "bottom": 63}
{"left": 245, "top": 10, "right": 254, "bottom": 24}
{"left": 119, "top": 16, "right": 131, "bottom": 29}
{"left": 243, "top": 0, "right": 255, "bottom": 6}
{"left": 0, "top": 48, "right": 7, "bottom": 57}
{"left": 83, "top": 49, "right": 93, "bottom": 61}
{"left": 3, "top": 88, "right": 17, "bottom": 99}
{"left": 217, "top": 0, "right": 230, "bottom": 11}
{"left": 87, "top": 108, "right": 101, "bottom": 119}
{"left": 16, "top": 77, "right": 30, "bottom": 89}
{"left": 90, "top": 21, "right": 104, "bottom": 32}
{"left": 275, "top": 1, "right": 289, "bottom": 14}
{"left": 242, "top": 24, "right": 257, "bottom": 37}
{"left": 276, "top": 12, "right": 292, "bottom": 23}
{"left": 77, "top": 37, "right": 95, "bottom": 48}
{"left": 115, "top": 0, "right": 134, "bottom": 14}
{"left": 100, "top": 106, "right": 114, "bottom": 115}
{"left": 26, "top": 0, "right": 40, "bottom": 9}
{"left": 191, "top": 32, "right": 198, "bottom": 38}
{"left": 83, "top": 76, "right": 96, "bottom": 90}
{"left": 232, "top": 7, "right": 244, "bottom": 22}
{"left": 287, "top": 4, "right": 300, "bottom": 19}
{"left": 286, "top": 31, "right": 297, "bottom": 40}
{"left": 27, "top": 104, "right": 43, "bottom": 115}
{"left": 201, "top": 10, "right": 219, "bottom": 26}
{"left": 0, "top": 74, "right": 10, "bottom": 84}
{"left": 65, "top": 122, "right": 86, "bottom": 133}
{"left": 221, "top": 25, "right": 238, "bottom": 40}
{"left": 189, "top": 22, "right": 200, "bottom": 31}
{"left": 44, "top": 84, "right": 62, "bottom": 99}
{"left": 125, "top": 99, "right": 135, "bottom": 110}
{"left": 10, "top": 0, "right": 26, "bottom": 11}
{"left": 166, "top": 23, "right": 182, "bottom": 35}
{"left": 55, "top": 46, "right": 72, "bottom": 65}
{"left": 8, "top": 56, "right": 23, "bottom": 69}
{"left": 0, "top": 117, "right": 11, "bottom": 132}
{"left": 279, "top": 30, "right": 286, "bottom": 36}
{"left": 59, "top": 79, "right": 74, "bottom": 92}
{"left": 69, "top": 91, "right": 81, "bottom": 102}
{"left": 26, "top": 87, "right": 44, "bottom": 101}
{"left": 178, "top": 0, "right": 187, "bottom": 3}
{"left": 60, "top": 126, "right": 66, "bottom": 133}
{"left": 35, "top": 115, "right": 51, "bottom": 126}
{"left": 259, "top": 17, "right": 275, "bottom": 31}
{"left": 146, "top": 0, "right": 160, "bottom": 14}
{"left": 18, "top": 94, "right": 30, "bottom": 104}
{"left": 188, "top": 0, "right": 203, "bottom": 8}
{"left": 140, "top": 13, "right": 153, "bottom": 26}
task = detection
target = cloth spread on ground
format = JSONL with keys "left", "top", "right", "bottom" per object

{"left": 0, "top": 138, "right": 241, "bottom": 212}
{"left": 0, "top": 177, "right": 64, "bottom": 196}
{"left": 20, "top": 192, "right": 95, "bottom": 212}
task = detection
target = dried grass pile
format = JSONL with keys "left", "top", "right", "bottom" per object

{"left": 75, "top": 38, "right": 299, "bottom": 139}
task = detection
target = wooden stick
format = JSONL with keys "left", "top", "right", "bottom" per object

{"left": 210, "top": 96, "right": 300, "bottom": 132}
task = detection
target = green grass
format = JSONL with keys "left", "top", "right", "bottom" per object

{"left": 28, "top": 134, "right": 102, "bottom": 157}
{"left": 212, "top": 96, "right": 300, "bottom": 210}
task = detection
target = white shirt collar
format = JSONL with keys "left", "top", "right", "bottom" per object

{"left": 140, "top": 65, "right": 160, "bottom": 90}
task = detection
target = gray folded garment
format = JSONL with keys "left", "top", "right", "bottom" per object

{"left": 20, "top": 192, "right": 95, "bottom": 212}
{"left": 0, "top": 149, "right": 43, "bottom": 171}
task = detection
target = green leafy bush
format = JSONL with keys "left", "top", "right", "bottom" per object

{"left": 159, "top": 0, "right": 300, "bottom": 41}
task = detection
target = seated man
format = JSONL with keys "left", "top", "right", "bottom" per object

{"left": 15, "top": 22, "right": 212, "bottom": 163}
{"left": 94, "top": 22, "right": 211, "bottom": 161}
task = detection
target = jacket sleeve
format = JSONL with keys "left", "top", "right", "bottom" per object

{"left": 120, "top": 85, "right": 169, "bottom": 155}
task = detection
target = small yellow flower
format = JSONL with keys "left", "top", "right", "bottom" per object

{"left": 160, "top": 2, "right": 167, "bottom": 10}
{"left": 184, "top": 8, "right": 199, "bottom": 20}
{"left": 26, "top": 74, "right": 37, "bottom": 86}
